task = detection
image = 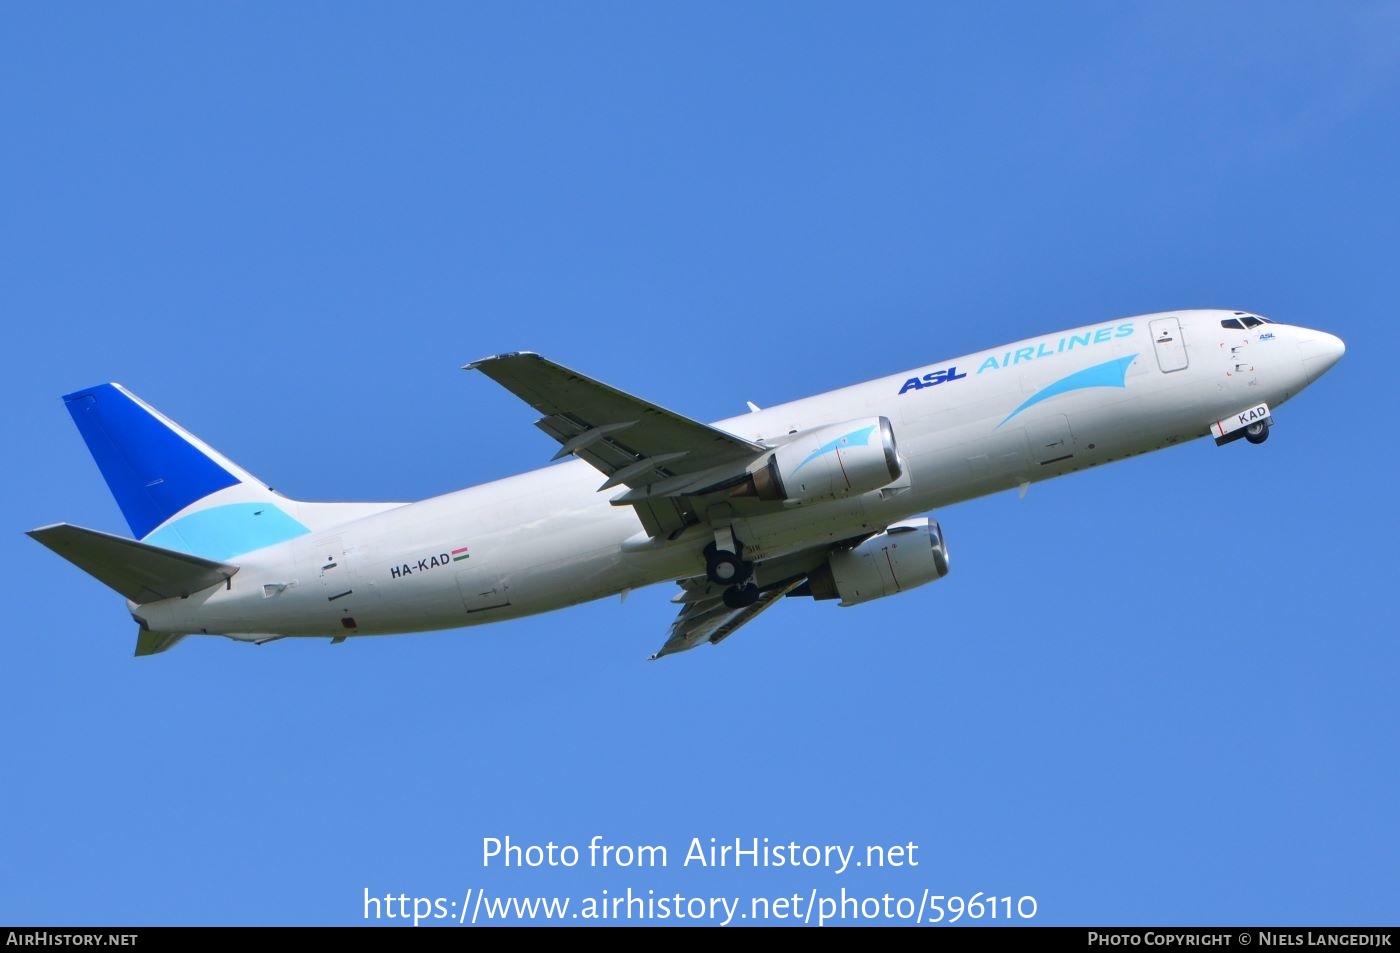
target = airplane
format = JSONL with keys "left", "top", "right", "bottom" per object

{"left": 28, "top": 309, "right": 1344, "bottom": 659}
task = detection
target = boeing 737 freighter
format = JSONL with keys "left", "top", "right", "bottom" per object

{"left": 29, "top": 309, "right": 1344, "bottom": 658}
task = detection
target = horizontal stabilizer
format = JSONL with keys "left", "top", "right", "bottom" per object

{"left": 27, "top": 523, "right": 239, "bottom": 604}
{"left": 134, "top": 628, "right": 186, "bottom": 656}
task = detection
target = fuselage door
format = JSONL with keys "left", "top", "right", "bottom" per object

{"left": 1149, "top": 316, "right": 1189, "bottom": 373}
{"left": 1025, "top": 413, "right": 1076, "bottom": 466}
{"left": 456, "top": 557, "right": 511, "bottom": 613}
{"left": 295, "top": 533, "right": 364, "bottom": 632}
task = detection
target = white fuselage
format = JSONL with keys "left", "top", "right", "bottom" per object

{"left": 134, "top": 310, "right": 1343, "bottom": 641}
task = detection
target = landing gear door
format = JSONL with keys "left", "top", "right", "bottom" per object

{"left": 1150, "top": 316, "right": 1189, "bottom": 373}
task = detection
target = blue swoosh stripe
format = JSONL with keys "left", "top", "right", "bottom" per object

{"left": 997, "top": 354, "right": 1138, "bottom": 428}
{"left": 791, "top": 425, "right": 876, "bottom": 475}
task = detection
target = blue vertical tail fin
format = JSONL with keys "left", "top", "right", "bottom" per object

{"left": 61, "top": 383, "right": 310, "bottom": 559}
{"left": 57, "top": 383, "right": 404, "bottom": 561}
{"left": 64, "top": 384, "right": 258, "bottom": 538}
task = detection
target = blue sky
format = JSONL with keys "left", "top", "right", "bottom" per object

{"left": 3, "top": 2, "right": 1396, "bottom": 926}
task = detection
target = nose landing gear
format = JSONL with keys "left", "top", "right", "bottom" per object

{"left": 1211, "top": 403, "right": 1273, "bottom": 447}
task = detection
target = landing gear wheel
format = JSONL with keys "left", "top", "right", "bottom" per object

{"left": 1245, "top": 421, "right": 1270, "bottom": 445}
{"left": 723, "top": 582, "right": 760, "bottom": 609}
{"left": 704, "top": 542, "right": 745, "bottom": 585}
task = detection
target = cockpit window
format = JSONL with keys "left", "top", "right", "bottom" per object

{"left": 1229, "top": 312, "right": 1276, "bottom": 326}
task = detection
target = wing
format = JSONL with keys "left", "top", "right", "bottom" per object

{"left": 650, "top": 577, "right": 805, "bottom": 659}
{"left": 467, "top": 352, "right": 767, "bottom": 536}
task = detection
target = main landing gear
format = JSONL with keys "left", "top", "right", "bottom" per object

{"left": 703, "top": 542, "right": 746, "bottom": 584}
{"left": 705, "top": 527, "right": 760, "bottom": 610}
{"left": 1244, "top": 421, "right": 1269, "bottom": 445}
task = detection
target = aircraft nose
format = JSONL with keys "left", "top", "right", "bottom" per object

{"left": 1298, "top": 330, "right": 1346, "bottom": 383}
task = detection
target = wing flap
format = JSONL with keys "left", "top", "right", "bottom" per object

{"left": 649, "top": 543, "right": 842, "bottom": 658}
{"left": 650, "top": 578, "right": 804, "bottom": 659}
{"left": 28, "top": 523, "right": 239, "bottom": 604}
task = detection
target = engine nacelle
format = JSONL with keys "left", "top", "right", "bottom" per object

{"left": 739, "top": 416, "right": 901, "bottom": 503}
{"left": 806, "top": 517, "right": 950, "bottom": 606}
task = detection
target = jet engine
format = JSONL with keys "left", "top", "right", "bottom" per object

{"left": 736, "top": 416, "right": 901, "bottom": 503}
{"left": 804, "top": 517, "right": 950, "bottom": 606}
